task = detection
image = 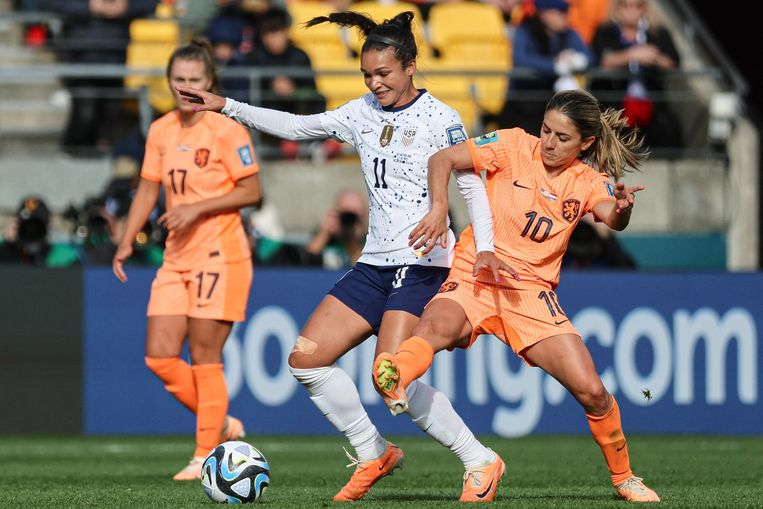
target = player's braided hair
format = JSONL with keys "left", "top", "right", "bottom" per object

{"left": 166, "top": 37, "right": 221, "bottom": 95}
{"left": 546, "top": 89, "right": 649, "bottom": 180}
{"left": 305, "top": 11, "right": 417, "bottom": 65}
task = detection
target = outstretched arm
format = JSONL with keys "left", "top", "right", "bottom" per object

{"left": 592, "top": 181, "right": 645, "bottom": 231}
{"left": 175, "top": 85, "right": 328, "bottom": 141}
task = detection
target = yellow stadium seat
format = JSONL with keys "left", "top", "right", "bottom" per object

{"left": 427, "top": 2, "right": 507, "bottom": 49}
{"left": 426, "top": 3, "right": 510, "bottom": 119}
{"left": 287, "top": 2, "right": 363, "bottom": 111}
{"left": 317, "top": 65, "right": 369, "bottom": 110}
{"left": 346, "top": 1, "right": 432, "bottom": 61}
{"left": 417, "top": 59, "right": 478, "bottom": 134}
{"left": 125, "top": 18, "right": 181, "bottom": 114}
{"left": 288, "top": 1, "right": 346, "bottom": 51}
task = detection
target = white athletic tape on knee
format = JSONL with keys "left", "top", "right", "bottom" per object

{"left": 293, "top": 335, "right": 318, "bottom": 355}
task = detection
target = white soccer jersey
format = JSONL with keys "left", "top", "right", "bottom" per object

{"left": 320, "top": 90, "right": 467, "bottom": 267}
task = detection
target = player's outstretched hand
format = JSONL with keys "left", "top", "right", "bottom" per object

{"left": 473, "top": 251, "right": 521, "bottom": 282}
{"left": 175, "top": 85, "right": 226, "bottom": 112}
{"left": 613, "top": 182, "right": 645, "bottom": 214}
{"left": 112, "top": 243, "right": 133, "bottom": 283}
{"left": 409, "top": 207, "right": 448, "bottom": 255}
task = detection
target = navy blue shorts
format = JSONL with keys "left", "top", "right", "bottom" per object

{"left": 328, "top": 262, "right": 450, "bottom": 333}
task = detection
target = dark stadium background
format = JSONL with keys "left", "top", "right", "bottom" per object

{"left": 693, "top": 2, "right": 760, "bottom": 117}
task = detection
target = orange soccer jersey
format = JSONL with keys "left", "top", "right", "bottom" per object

{"left": 141, "top": 111, "right": 259, "bottom": 271}
{"left": 452, "top": 128, "right": 616, "bottom": 288}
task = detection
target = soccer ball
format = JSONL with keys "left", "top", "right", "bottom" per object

{"left": 201, "top": 441, "right": 270, "bottom": 504}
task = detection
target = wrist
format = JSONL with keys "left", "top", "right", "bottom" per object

{"left": 430, "top": 201, "right": 448, "bottom": 215}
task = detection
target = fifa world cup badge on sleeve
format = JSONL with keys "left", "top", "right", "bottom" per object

{"left": 446, "top": 125, "right": 467, "bottom": 146}
{"left": 475, "top": 131, "right": 498, "bottom": 146}
{"left": 238, "top": 145, "right": 254, "bottom": 167}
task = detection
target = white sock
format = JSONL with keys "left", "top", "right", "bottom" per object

{"left": 406, "top": 380, "right": 495, "bottom": 469}
{"left": 290, "top": 364, "right": 387, "bottom": 461}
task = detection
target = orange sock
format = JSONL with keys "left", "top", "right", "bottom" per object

{"left": 145, "top": 356, "right": 198, "bottom": 412}
{"left": 587, "top": 397, "right": 633, "bottom": 486}
{"left": 393, "top": 336, "right": 435, "bottom": 388}
{"left": 192, "top": 363, "right": 229, "bottom": 458}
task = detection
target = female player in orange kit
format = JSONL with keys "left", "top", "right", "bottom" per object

{"left": 112, "top": 39, "right": 261, "bottom": 480}
{"left": 375, "top": 89, "right": 661, "bottom": 502}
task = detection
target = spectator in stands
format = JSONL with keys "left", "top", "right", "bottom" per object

{"left": 243, "top": 194, "right": 289, "bottom": 265}
{"left": 248, "top": 7, "right": 324, "bottom": 114}
{"left": 568, "top": 0, "right": 611, "bottom": 45}
{"left": 67, "top": 179, "right": 164, "bottom": 266}
{"left": 177, "top": 0, "right": 274, "bottom": 55}
{"left": 301, "top": 188, "right": 367, "bottom": 269}
{"left": 246, "top": 6, "right": 327, "bottom": 157}
{"left": 482, "top": 0, "right": 528, "bottom": 29}
{"left": 44, "top": 0, "right": 159, "bottom": 156}
{"left": 498, "top": 0, "right": 593, "bottom": 134}
{"left": 589, "top": 0, "right": 681, "bottom": 151}
{"left": 0, "top": 196, "right": 81, "bottom": 267}
{"left": 206, "top": 15, "right": 250, "bottom": 102}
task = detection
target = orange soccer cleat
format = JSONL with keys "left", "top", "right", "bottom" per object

{"left": 616, "top": 476, "right": 661, "bottom": 503}
{"left": 333, "top": 443, "right": 404, "bottom": 502}
{"left": 460, "top": 451, "right": 506, "bottom": 502}
{"left": 172, "top": 456, "right": 205, "bottom": 481}
{"left": 373, "top": 353, "right": 409, "bottom": 416}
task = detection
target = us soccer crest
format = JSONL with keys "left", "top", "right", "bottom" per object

{"left": 562, "top": 198, "right": 581, "bottom": 223}
{"left": 379, "top": 125, "right": 394, "bottom": 147}
{"left": 194, "top": 148, "right": 210, "bottom": 168}
{"left": 401, "top": 128, "right": 417, "bottom": 147}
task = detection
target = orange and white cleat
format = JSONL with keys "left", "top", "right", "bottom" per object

{"left": 172, "top": 456, "right": 205, "bottom": 481}
{"left": 333, "top": 442, "right": 404, "bottom": 502}
{"left": 460, "top": 450, "right": 506, "bottom": 502}
{"left": 373, "top": 353, "right": 409, "bottom": 416}
{"left": 221, "top": 415, "right": 246, "bottom": 441}
{"left": 616, "top": 476, "right": 661, "bottom": 502}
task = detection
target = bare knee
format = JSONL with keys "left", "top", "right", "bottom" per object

{"left": 574, "top": 381, "right": 610, "bottom": 415}
{"left": 189, "top": 338, "right": 223, "bottom": 364}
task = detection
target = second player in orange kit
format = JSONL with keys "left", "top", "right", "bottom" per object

{"left": 112, "top": 39, "right": 262, "bottom": 481}
{"left": 375, "top": 89, "right": 661, "bottom": 503}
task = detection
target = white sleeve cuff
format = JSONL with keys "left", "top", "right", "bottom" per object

{"left": 455, "top": 170, "right": 494, "bottom": 253}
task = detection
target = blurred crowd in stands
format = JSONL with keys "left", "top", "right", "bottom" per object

{"left": 3, "top": 0, "right": 668, "bottom": 269}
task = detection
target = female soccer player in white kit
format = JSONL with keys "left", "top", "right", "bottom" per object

{"left": 176, "top": 10, "right": 514, "bottom": 502}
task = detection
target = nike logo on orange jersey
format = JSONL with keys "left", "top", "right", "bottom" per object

{"left": 513, "top": 180, "right": 532, "bottom": 190}
{"left": 554, "top": 319, "right": 569, "bottom": 325}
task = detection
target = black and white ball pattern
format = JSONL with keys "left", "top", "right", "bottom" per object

{"left": 201, "top": 441, "right": 270, "bottom": 504}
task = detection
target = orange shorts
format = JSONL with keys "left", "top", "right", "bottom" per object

{"left": 146, "top": 258, "right": 253, "bottom": 322}
{"left": 429, "top": 270, "right": 579, "bottom": 365}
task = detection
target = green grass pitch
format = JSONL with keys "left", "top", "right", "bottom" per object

{"left": 1, "top": 435, "right": 761, "bottom": 508}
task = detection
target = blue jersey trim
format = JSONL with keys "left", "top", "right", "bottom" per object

{"left": 381, "top": 89, "right": 428, "bottom": 112}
